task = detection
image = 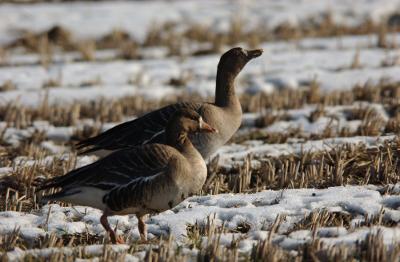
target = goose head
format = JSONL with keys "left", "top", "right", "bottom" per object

{"left": 171, "top": 109, "right": 218, "bottom": 134}
{"left": 217, "top": 47, "right": 263, "bottom": 77}
{"left": 166, "top": 109, "right": 218, "bottom": 146}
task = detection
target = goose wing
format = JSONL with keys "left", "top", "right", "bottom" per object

{"left": 76, "top": 102, "right": 201, "bottom": 153}
{"left": 39, "top": 144, "right": 175, "bottom": 194}
{"left": 102, "top": 169, "right": 170, "bottom": 212}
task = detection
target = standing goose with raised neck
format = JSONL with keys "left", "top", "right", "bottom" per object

{"left": 76, "top": 47, "right": 263, "bottom": 159}
{"left": 38, "top": 109, "right": 217, "bottom": 244}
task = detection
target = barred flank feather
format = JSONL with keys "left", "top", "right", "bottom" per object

{"left": 39, "top": 144, "right": 177, "bottom": 204}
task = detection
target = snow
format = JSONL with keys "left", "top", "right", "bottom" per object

{"left": 0, "top": 1, "right": 400, "bottom": 106}
{"left": 240, "top": 103, "right": 389, "bottom": 136}
{"left": 2, "top": 33, "right": 400, "bottom": 107}
{"left": 1, "top": 185, "right": 399, "bottom": 259}
{"left": 1, "top": 0, "right": 400, "bottom": 45}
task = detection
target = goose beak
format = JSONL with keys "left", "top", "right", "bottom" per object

{"left": 246, "top": 49, "right": 263, "bottom": 59}
{"left": 199, "top": 118, "right": 218, "bottom": 133}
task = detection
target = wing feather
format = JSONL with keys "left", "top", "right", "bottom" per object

{"left": 103, "top": 171, "right": 168, "bottom": 212}
{"left": 38, "top": 144, "right": 175, "bottom": 194}
{"left": 76, "top": 102, "right": 200, "bottom": 153}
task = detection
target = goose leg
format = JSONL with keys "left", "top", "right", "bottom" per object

{"left": 136, "top": 214, "right": 147, "bottom": 241}
{"left": 100, "top": 209, "right": 125, "bottom": 244}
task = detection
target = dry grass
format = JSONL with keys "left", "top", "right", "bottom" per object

{"left": 0, "top": 80, "right": 17, "bottom": 92}
{"left": 4, "top": 15, "right": 400, "bottom": 64}
{"left": 0, "top": 81, "right": 399, "bottom": 213}
{"left": 291, "top": 209, "right": 352, "bottom": 235}
{"left": 118, "top": 41, "right": 139, "bottom": 60}
{"left": 1, "top": 133, "right": 399, "bottom": 217}
{"left": 2, "top": 80, "right": 399, "bottom": 130}
{"left": 0, "top": 153, "right": 78, "bottom": 211}
{"left": 97, "top": 29, "right": 131, "bottom": 50}
{"left": 350, "top": 49, "right": 362, "bottom": 69}
{"left": 234, "top": 104, "right": 393, "bottom": 144}
{"left": 385, "top": 115, "right": 400, "bottom": 134}
{"left": 231, "top": 128, "right": 305, "bottom": 145}
{"left": 77, "top": 40, "right": 96, "bottom": 61}
{"left": 0, "top": 80, "right": 399, "bottom": 199}
{"left": 243, "top": 80, "right": 400, "bottom": 113}
{"left": 203, "top": 139, "right": 400, "bottom": 195}
{"left": 167, "top": 71, "right": 193, "bottom": 88}
{"left": 0, "top": 46, "right": 7, "bottom": 65}
{"left": 308, "top": 105, "right": 326, "bottom": 123}
{"left": 254, "top": 111, "right": 292, "bottom": 128}
{"left": 2, "top": 10, "right": 400, "bottom": 262}
{"left": 7, "top": 26, "right": 72, "bottom": 52}
{"left": 0, "top": 94, "right": 199, "bottom": 128}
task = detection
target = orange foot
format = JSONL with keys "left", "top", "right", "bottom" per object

{"left": 110, "top": 233, "right": 125, "bottom": 244}
{"left": 116, "top": 235, "right": 125, "bottom": 244}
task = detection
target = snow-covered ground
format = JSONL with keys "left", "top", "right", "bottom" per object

{"left": 1, "top": 0, "right": 400, "bottom": 260}
{"left": 2, "top": 185, "right": 400, "bottom": 260}
{"left": 2, "top": 34, "right": 400, "bottom": 106}
{"left": 1, "top": 0, "right": 400, "bottom": 45}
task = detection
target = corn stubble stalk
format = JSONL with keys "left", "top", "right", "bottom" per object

{"left": 1, "top": 80, "right": 400, "bottom": 130}
{"left": 203, "top": 138, "right": 400, "bottom": 195}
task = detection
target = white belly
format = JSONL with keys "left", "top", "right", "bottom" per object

{"left": 59, "top": 186, "right": 109, "bottom": 210}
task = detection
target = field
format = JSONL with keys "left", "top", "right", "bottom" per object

{"left": 1, "top": 0, "right": 400, "bottom": 261}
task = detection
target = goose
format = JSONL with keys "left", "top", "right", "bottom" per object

{"left": 39, "top": 109, "right": 217, "bottom": 244}
{"left": 76, "top": 47, "right": 263, "bottom": 159}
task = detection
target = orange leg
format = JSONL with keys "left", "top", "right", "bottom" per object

{"left": 136, "top": 214, "right": 147, "bottom": 241}
{"left": 100, "top": 209, "right": 125, "bottom": 244}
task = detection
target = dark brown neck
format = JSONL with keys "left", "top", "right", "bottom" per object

{"left": 215, "top": 70, "right": 237, "bottom": 107}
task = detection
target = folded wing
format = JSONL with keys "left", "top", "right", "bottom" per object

{"left": 76, "top": 102, "right": 200, "bottom": 153}
{"left": 39, "top": 144, "right": 175, "bottom": 196}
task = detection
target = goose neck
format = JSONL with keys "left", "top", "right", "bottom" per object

{"left": 215, "top": 71, "right": 237, "bottom": 107}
